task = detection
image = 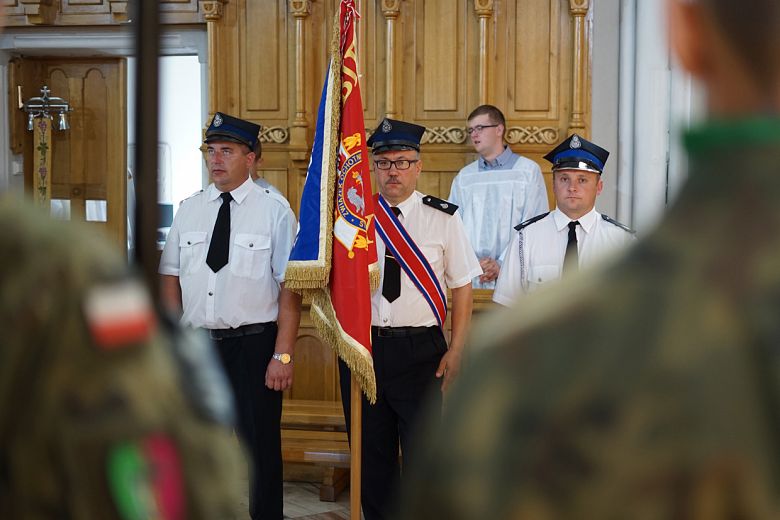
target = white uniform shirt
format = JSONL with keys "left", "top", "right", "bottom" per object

{"left": 449, "top": 150, "right": 548, "bottom": 289}
{"left": 372, "top": 191, "right": 483, "bottom": 327}
{"left": 493, "top": 207, "right": 635, "bottom": 306}
{"left": 159, "top": 177, "right": 297, "bottom": 328}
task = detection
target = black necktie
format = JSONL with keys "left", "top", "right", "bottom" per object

{"left": 562, "top": 220, "right": 579, "bottom": 276}
{"left": 382, "top": 206, "right": 402, "bottom": 302}
{"left": 206, "top": 192, "right": 233, "bottom": 273}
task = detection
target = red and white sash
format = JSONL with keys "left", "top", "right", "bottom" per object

{"left": 373, "top": 194, "right": 447, "bottom": 328}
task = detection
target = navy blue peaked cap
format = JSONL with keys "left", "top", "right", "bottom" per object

{"left": 204, "top": 112, "right": 261, "bottom": 150}
{"left": 367, "top": 118, "right": 426, "bottom": 153}
{"left": 543, "top": 134, "right": 609, "bottom": 174}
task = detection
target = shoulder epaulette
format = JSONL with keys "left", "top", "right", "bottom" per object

{"left": 422, "top": 195, "right": 458, "bottom": 215}
{"left": 514, "top": 212, "right": 549, "bottom": 231}
{"left": 179, "top": 189, "right": 204, "bottom": 205}
{"left": 601, "top": 214, "right": 636, "bottom": 234}
{"left": 262, "top": 188, "right": 292, "bottom": 209}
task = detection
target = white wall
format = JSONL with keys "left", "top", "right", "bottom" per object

{"left": 127, "top": 55, "right": 204, "bottom": 210}
{"left": 592, "top": 0, "right": 706, "bottom": 234}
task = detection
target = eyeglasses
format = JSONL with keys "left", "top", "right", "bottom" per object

{"left": 207, "top": 148, "right": 237, "bottom": 158}
{"left": 374, "top": 159, "right": 419, "bottom": 170}
{"left": 466, "top": 124, "right": 499, "bottom": 135}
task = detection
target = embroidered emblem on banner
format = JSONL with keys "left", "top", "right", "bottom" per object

{"left": 334, "top": 133, "right": 372, "bottom": 259}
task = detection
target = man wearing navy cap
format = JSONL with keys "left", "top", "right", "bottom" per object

{"left": 492, "top": 134, "right": 634, "bottom": 306}
{"left": 339, "top": 118, "right": 481, "bottom": 520}
{"left": 159, "top": 112, "right": 301, "bottom": 519}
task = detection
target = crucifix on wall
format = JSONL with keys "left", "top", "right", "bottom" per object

{"left": 19, "top": 85, "right": 73, "bottom": 207}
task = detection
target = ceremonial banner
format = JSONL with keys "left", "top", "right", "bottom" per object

{"left": 286, "top": 0, "right": 378, "bottom": 402}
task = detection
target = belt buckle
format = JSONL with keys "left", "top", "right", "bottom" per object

{"left": 376, "top": 327, "right": 393, "bottom": 338}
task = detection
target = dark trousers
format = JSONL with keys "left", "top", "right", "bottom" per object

{"left": 214, "top": 324, "right": 282, "bottom": 520}
{"left": 338, "top": 326, "right": 447, "bottom": 520}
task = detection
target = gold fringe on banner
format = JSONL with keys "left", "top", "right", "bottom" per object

{"left": 311, "top": 291, "right": 377, "bottom": 403}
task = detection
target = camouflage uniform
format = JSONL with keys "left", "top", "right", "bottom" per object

{"left": 0, "top": 196, "right": 245, "bottom": 519}
{"left": 401, "top": 119, "right": 780, "bottom": 519}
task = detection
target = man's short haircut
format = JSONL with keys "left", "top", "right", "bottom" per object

{"left": 252, "top": 139, "right": 262, "bottom": 163}
{"left": 467, "top": 105, "right": 506, "bottom": 134}
{"left": 700, "top": 0, "right": 780, "bottom": 90}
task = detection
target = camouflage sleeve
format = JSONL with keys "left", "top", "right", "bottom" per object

{"left": 0, "top": 199, "right": 244, "bottom": 519}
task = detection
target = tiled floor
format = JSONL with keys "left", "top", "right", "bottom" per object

{"left": 282, "top": 481, "right": 350, "bottom": 519}
{"left": 237, "top": 480, "right": 351, "bottom": 519}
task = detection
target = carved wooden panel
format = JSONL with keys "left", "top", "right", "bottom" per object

{"left": 0, "top": 0, "right": 201, "bottom": 25}
{"left": 408, "top": 0, "right": 475, "bottom": 122}
{"left": 241, "top": 0, "right": 288, "bottom": 118}
{"left": 17, "top": 58, "right": 127, "bottom": 249}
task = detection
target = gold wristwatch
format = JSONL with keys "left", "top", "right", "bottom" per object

{"left": 272, "top": 352, "right": 292, "bottom": 365}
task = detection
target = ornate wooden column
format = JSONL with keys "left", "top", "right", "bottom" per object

{"left": 202, "top": 0, "right": 226, "bottom": 116}
{"left": 474, "top": 0, "right": 493, "bottom": 106}
{"left": 568, "top": 0, "right": 589, "bottom": 135}
{"left": 289, "top": 0, "right": 311, "bottom": 149}
{"left": 381, "top": 0, "right": 401, "bottom": 119}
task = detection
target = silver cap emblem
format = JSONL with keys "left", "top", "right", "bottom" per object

{"left": 570, "top": 135, "right": 581, "bottom": 149}
{"left": 213, "top": 113, "right": 223, "bottom": 127}
{"left": 382, "top": 119, "right": 392, "bottom": 133}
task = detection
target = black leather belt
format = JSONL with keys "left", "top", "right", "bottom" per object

{"left": 371, "top": 326, "right": 434, "bottom": 338}
{"left": 208, "top": 322, "right": 274, "bottom": 340}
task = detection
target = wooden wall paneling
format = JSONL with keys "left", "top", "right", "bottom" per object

{"left": 356, "top": 0, "right": 380, "bottom": 125}
{"left": 246, "top": 0, "right": 287, "bottom": 116}
{"left": 19, "top": 59, "right": 126, "bottom": 248}
{"left": 409, "top": 0, "right": 474, "bottom": 122}
{"left": 1, "top": 0, "right": 202, "bottom": 25}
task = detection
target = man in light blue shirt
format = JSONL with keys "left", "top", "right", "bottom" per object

{"left": 449, "top": 105, "right": 549, "bottom": 289}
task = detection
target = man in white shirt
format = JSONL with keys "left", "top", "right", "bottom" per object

{"left": 339, "top": 117, "right": 482, "bottom": 520}
{"left": 493, "top": 134, "right": 635, "bottom": 306}
{"left": 449, "top": 105, "right": 549, "bottom": 288}
{"left": 159, "top": 112, "right": 301, "bottom": 520}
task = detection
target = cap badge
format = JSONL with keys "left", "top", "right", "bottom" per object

{"left": 381, "top": 119, "right": 392, "bottom": 133}
{"left": 570, "top": 135, "right": 581, "bottom": 149}
{"left": 213, "top": 113, "right": 223, "bottom": 127}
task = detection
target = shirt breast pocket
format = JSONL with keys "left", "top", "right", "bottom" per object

{"left": 230, "top": 233, "right": 271, "bottom": 280}
{"left": 179, "top": 231, "right": 207, "bottom": 275}
{"left": 528, "top": 264, "right": 560, "bottom": 290}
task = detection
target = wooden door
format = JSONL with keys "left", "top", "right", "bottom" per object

{"left": 12, "top": 57, "right": 127, "bottom": 250}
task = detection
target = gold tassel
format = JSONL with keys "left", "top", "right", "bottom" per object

{"left": 311, "top": 291, "right": 377, "bottom": 403}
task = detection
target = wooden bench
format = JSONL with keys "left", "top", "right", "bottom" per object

{"left": 281, "top": 399, "right": 350, "bottom": 501}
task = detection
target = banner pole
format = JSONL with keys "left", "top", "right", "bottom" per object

{"left": 350, "top": 374, "right": 362, "bottom": 518}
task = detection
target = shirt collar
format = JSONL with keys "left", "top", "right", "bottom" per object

{"left": 208, "top": 176, "right": 253, "bottom": 204}
{"left": 392, "top": 191, "right": 420, "bottom": 218}
{"left": 479, "top": 145, "right": 514, "bottom": 170}
{"left": 552, "top": 206, "right": 599, "bottom": 233}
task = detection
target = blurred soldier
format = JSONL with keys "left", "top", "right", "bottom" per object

{"left": 401, "top": 0, "right": 780, "bottom": 518}
{"left": 160, "top": 112, "right": 300, "bottom": 520}
{"left": 493, "top": 134, "right": 635, "bottom": 306}
{"left": 339, "top": 118, "right": 482, "bottom": 520}
{"left": 0, "top": 196, "right": 244, "bottom": 519}
{"left": 448, "top": 105, "right": 548, "bottom": 288}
